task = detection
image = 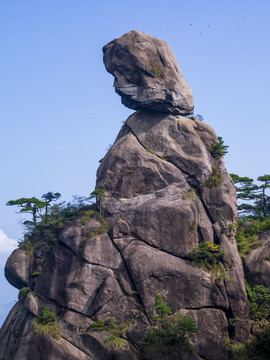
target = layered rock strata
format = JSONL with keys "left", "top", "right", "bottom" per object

{"left": 0, "top": 31, "right": 250, "bottom": 360}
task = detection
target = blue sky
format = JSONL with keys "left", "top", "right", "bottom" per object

{"left": 1, "top": 0, "right": 269, "bottom": 326}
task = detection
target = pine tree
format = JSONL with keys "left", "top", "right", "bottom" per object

{"left": 231, "top": 174, "right": 270, "bottom": 218}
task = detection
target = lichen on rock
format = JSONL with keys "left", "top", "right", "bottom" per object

{"left": 103, "top": 30, "right": 194, "bottom": 115}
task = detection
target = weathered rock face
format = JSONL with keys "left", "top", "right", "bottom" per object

{"left": 103, "top": 30, "right": 194, "bottom": 115}
{"left": 1, "top": 31, "right": 250, "bottom": 360}
{"left": 245, "top": 230, "right": 270, "bottom": 287}
{"left": 96, "top": 110, "right": 250, "bottom": 345}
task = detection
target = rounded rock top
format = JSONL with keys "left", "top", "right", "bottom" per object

{"left": 103, "top": 30, "right": 194, "bottom": 115}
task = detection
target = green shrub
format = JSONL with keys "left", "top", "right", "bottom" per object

{"left": 149, "top": 60, "right": 164, "bottom": 78}
{"left": 18, "top": 287, "right": 32, "bottom": 302}
{"left": 246, "top": 282, "right": 270, "bottom": 321}
{"left": 202, "top": 167, "right": 224, "bottom": 188}
{"left": 90, "top": 316, "right": 132, "bottom": 349}
{"left": 78, "top": 209, "right": 110, "bottom": 237}
{"left": 78, "top": 209, "right": 100, "bottom": 225}
{"left": 145, "top": 295, "right": 198, "bottom": 350}
{"left": 208, "top": 137, "right": 229, "bottom": 158}
{"left": 37, "top": 308, "right": 57, "bottom": 324}
{"left": 226, "top": 324, "right": 270, "bottom": 360}
{"left": 235, "top": 217, "right": 269, "bottom": 258}
{"left": 258, "top": 217, "right": 270, "bottom": 232}
{"left": 154, "top": 294, "right": 172, "bottom": 321}
{"left": 182, "top": 188, "right": 197, "bottom": 201}
{"left": 188, "top": 242, "right": 225, "bottom": 271}
{"left": 19, "top": 203, "right": 99, "bottom": 256}
{"left": 32, "top": 308, "right": 61, "bottom": 340}
{"left": 90, "top": 317, "right": 105, "bottom": 330}
{"left": 89, "top": 220, "right": 110, "bottom": 238}
{"left": 226, "top": 282, "right": 270, "bottom": 359}
{"left": 18, "top": 236, "right": 34, "bottom": 255}
{"left": 105, "top": 334, "right": 128, "bottom": 349}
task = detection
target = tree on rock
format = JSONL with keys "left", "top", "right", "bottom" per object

{"left": 41, "top": 192, "right": 61, "bottom": 219}
{"left": 209, "top": 136, "right": 229, "bottom": 158}
{"left": 89, "top": 188, "right": 107, "bottom": 217}
{"left": 6, "top": 197, "right": 47, "bottom": 227}
{"left": 231, "top": 174, "right": 270, "bottom": 218}
{"left": 256, "top": 175, "right": 270, "bottom": 218}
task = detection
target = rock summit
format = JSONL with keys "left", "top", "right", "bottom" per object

{"left": 103, "top": 30, "right": 194, "bottom": 115}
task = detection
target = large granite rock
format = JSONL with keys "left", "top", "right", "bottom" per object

{"left": 97, "top": 110, "right": 250, "bottom": 345}
{"left": 5, "top": 249, "right": 31, "bottom": 289}
{"left": 245, "top": 230, "right": 270, "bottom": 287}
{"left": 103, "top": 30, "right": 194, "bottom": 115}
{"left": 0, "top": 31, "right": 250, "bottom": 360}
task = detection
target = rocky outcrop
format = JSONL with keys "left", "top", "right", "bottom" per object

{"left": 103, "top": 30, "right": 194, "bottom": 115}
{"left": 245, "top": 230, "right": 270, "bottom": 287}
{"left": 96, "top": 109, "right": 250, "bottom": 344}
{"left": 5, "top": 249, "right": 30, "bottom": 289}
{"left": 1, "top": 31, "right": 251, "bottom": 360}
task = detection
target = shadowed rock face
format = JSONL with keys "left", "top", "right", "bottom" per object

{"left": 245, "top": 230, "right": 270, "bottom": 287}
{"left": 103, "top": 30, "right": 194, "bottom": 115}
{"left": 1, "top": 31, "right": 251, "bottom": 360}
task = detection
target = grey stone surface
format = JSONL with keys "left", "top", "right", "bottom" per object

{"left": 103, "top": 31, "right": 194, "bottom": 115}
{"left": 245, "top": 230, "right": 270, "bottom": 287}
{"left": 183, "top": 308, "right": 228, "bottom": 360}
{"left": 5, "top": 249, "right": 30, "bottom": 289}
{"left": 118, "top": 239, "right": 229, "bottom": 313}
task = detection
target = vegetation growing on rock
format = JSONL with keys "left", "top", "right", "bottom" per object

{"left": 208, "top": 136, "right": 229, "bottom": 158}
{"left": 89, "top": 317, "right": 132, "bottom": 349}
{"left": 149, "top": 60, "right": 165, "bottom": 78}
{"left": 18, "top": 287, "right": 32, "bottom": 302}
{"left": 32, "top": 308, "right": 61, "bottom": 340}
{"left": 202, "top": 167, "right": 224, "bottom": 188}
{"left": 1, "top": 31, "right": 262, "bottom": 360}
{"left": 226, "top": 283, "right": 270, "bottom": 359}
{"left": 188, "top": 242, "right": 225, "bottom": 271}
{"left": 8, "top": 193, "right": 109, "bottom": 257}
{"left": 230, "top": 173, "right": 270, "bottom": 258}
{"left": 182, "top": 188, "right": 197, "bottom": 201}
{"left": 224, "top": 173, "right": 270, "bottom": 359}
{"left": 231, "top": 173, "right": 270, "bottom": 218}
{"left": 143, "top": 295, "right": 198, "bottom": 356}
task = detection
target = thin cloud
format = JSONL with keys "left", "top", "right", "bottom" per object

{"left": 0, "top": 229, "right": 17, "bottom": 253}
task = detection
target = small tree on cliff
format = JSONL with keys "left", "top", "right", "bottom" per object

{"left": 231, "top": 174, "right": 270, "bottom": 218}
{"left": 255, "top": 175, "right": 270, "bottom": 218}
{"left": 209, "top": 136, "right": 229, "bottom": 158}
{"left": 6, "top": 197, "right": 47, "bottom": 227}
{"left": 41, "top": 192, "right": 61, "bottom": 220}
{"left": 89, "top": 188, "right": 107, "bottom": 218}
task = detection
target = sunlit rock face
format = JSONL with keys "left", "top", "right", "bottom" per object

{"left": 0, "top": 31, "right": 251, "bottom": 360}
{"left": 103, "top": 30, "right": 194, "bottom": 115}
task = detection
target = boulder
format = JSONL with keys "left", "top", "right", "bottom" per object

{"left": 245, "top": 230, "right": 270, "bottom": 287}
{"left": 103, "top": 31, "right": 194, "bottom": 115}
{"left": 5, "top": 249, "right": 31, "bottom": 289}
